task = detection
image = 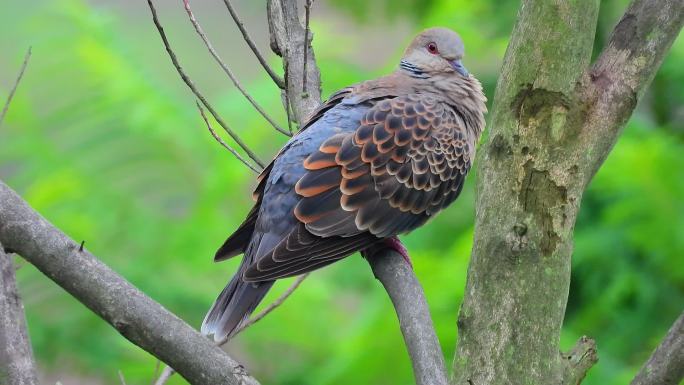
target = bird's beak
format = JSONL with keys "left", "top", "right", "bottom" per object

{"left": 450, "top": 60, "right": 469, "bottom": 77}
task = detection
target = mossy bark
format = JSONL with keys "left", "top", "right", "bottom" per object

{"left": 452, "top": 2, "right": 599, "bottom": 384}
{"left": 452, "top": 0, "right": 682, "bottom": 384}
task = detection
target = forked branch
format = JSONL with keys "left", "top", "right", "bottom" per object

{"left": 579, "top": 0, "right": 684, "bottom": 179}
{"left": 267, "top": 0, "right": 321, "bottom": 124}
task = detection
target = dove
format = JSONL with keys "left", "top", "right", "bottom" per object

{"left": 202, "top": 27, "right": 487, "bottom": 342}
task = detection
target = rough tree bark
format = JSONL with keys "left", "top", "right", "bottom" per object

{"left": 0, "top": 244, "right": 38, "bottom": 385}
{"left": 453, "top": 0, "right": 683, "bottom": 384}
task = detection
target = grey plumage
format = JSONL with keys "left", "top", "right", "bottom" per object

{"left": 202, "top": 27, "right": 487, "bottom": 342}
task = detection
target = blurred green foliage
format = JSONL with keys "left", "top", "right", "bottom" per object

{"left": 0, "top": 0, "right": 682, "bottom": 384}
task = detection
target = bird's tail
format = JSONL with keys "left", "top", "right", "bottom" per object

{"left": 201, "top": 260, "right": 274, "bottom": 342}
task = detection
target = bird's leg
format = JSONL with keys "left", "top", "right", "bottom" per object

{"left": 362, "top": 236, "right": 412, "bottom": 268}
{"left": 383, "top": 236, "right": 412, "bottom": 267}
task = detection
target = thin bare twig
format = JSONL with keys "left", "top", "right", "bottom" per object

{"left": 153, "top": 274, "right": 309, "bottom": 385}
{"left": 150, "top": 359, "right": 161, "bottom": 385}
{"left": 146, "top": 0, "right": 265, "bottom": 168}
{"left": 196, "top": 102, "right": 261, "bottom": 174}
{"left": 183, "top": 0, "right": 290, "bottom": 137}
{"left": 232, "top": 273, "right": 309, "bottom": 337}
{"left": 302, "top": 0, "right": 312, "bottom": 95}
{"left": 222, "top": 0, "right": 285, "bottom": 89}
{"left": 153, "top": 366, "right": 175, "bottom": 385}
{"left": 0, "top": 47, "right": 31, "bottom": 128}
{"left": 118, "top": 370, "right": 128, "bottom": 385}
{"left": 281, "top": 90, "right": 293, "bottom": 134}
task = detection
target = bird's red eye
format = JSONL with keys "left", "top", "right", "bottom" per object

{"left": 427, "top": 42, "right": 439, "bottom": 54}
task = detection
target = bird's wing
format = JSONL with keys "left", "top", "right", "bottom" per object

{"left": 213, "top": 159, "right": 275, "bottom": 261}
{"left": 243, "top": 93, "right": 474, "bottom": 281}
{"left": 295, "top": 94, "right": 473, "bottom": 237}
{"left": 213, "top": 88, "right": 355, "bottom": 262}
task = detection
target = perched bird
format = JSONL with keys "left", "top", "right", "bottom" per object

{"left": 202, "top": 27, "right": 487, "bottom": 342}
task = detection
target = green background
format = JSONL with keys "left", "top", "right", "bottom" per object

{"left": 0, "top": 0, "right": 682, "bottom": 384}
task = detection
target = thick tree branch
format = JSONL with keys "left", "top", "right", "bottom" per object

{"left": 366, "top": 250, "right": 448, "bottom": 385}
{"left": 630, "top": 311, "right": 684, "bottom": 385}
{"left": 579, "top": 0, "right": 684, "bottom": 179}
{"left": 0, "top": 243, "right": 39, "bottom": 385}
{"left": 0, "top": 180, "right": 260, "bottom": 385}
{"left": 154, "top": 273, "right": 310, "bottom": 385}
{"left": 0, "top": 47, "right": 31, "bottom": 128}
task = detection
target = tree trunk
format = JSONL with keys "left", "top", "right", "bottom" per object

{"left": 453, "top": 0, "right": 683, "bottom": 383}
{"left": 452, "top": 2, "right": 599, "bottom": 383}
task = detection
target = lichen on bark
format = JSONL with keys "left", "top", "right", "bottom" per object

{"left": 452, "top": 0, "right": 600, "bottom": 384}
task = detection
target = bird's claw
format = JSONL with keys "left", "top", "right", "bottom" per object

{"left": 383, "top": 236, "right": 412, "bottom": 268}
{"left": 362, "top": 236, "right": 413, "bottom": 268}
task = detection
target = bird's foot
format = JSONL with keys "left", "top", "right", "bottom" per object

{"left": 362, "top": 236, "right": 412, "bottom": 268}
{"left": 383, "top": 236, "right": 412, "bottom": 268}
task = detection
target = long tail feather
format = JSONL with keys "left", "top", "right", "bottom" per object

{"left": 201, "top": 260, "right": 274, "bottom": 341}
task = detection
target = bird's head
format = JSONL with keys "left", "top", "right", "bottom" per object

{"left": 400, "top": 27, "right": 469, "bottom": 78}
